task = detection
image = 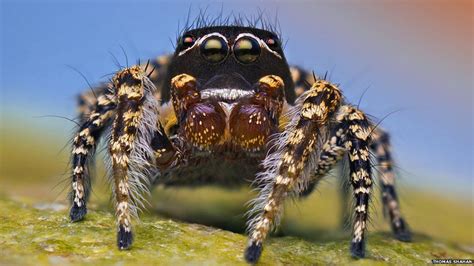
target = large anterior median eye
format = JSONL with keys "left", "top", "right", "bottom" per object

{"left": 200, "top": 36, "right": 228, "bottom": 63}
{"left": 233, "top": 37, "right": 261, "bottom": 64}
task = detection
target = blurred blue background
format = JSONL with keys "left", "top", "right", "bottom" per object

{"left": 1, "top": 0, "right": 472, "bottom": 196}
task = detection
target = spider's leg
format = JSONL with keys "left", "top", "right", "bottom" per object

{"left": 77, "top": 54, "right": 171, "bottom": 122}
{"left": 77, "top": 84, "right": 111, "bottom": 123}
{"left": 70, "top": 91, "right": 116, "bottom": 222}
{"left": 245, "top": 80, "right": 342, "bottom": 263}
{"left": 289, "top": 65, "right": 316, "bottom": 97}
{"left": 289, "top": 65, "right": 343, "bottom": 196}
{"left": 337, "top": 159, "right": 353, "bottom": 230}
{"left": 109, "top": 66, "right": 160, "bottom": 250}
{"left": 335, "top": 105, "right": 374, "bottom": 258}
{"left": 143, "top": 55, "right": 172, "bottom": 102}
{"left": 304, "top": 126, "right": 353, "bottom": 230}
{"left": 370, "top": 128, "right": 411, "bottom": 242}
{"left": 298, "top": 127, "right": 347, "bottom": 198}
{"left": 302, "top": 104, "right": 376, "bottom": 257}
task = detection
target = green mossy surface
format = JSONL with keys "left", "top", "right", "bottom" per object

{"left": 0, "top": 126, "right": 473, "bottom": 265}
{"left": 0, "top": 198, "right": 471, "bottom": 266}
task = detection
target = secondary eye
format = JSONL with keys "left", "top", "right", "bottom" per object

{"left": 265, "top": 37, "right": 280, "bottom": 51}
{"left": 233, "top": 37, "right": 261, "bottom": 64}
{"left": 200, "top": 36, "right": 228, "bottom": 63}
{"left": 180, "top": 34, "right": 195, "bottom": 49}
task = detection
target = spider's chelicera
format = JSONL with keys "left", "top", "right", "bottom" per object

{"left": 70, "top": 24, "right": 411, "bottom": 263}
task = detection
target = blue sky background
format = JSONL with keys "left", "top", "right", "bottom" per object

{"left": 1, "top": 1, "right": 472, "bottom": 195}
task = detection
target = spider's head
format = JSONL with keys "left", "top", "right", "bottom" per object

{"left": 168, "top": 26, "right": 295, "bottom": 102}
{"left": 167, "top": 26, "right": 294, "bottom": 152}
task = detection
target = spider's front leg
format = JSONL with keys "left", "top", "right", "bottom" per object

{"left": 245, "top": 80, "right": 381, "bottom": 263}
{"left": 108, "top": 66, "right": 186, "bottom": 250}
{"left": 108, "top": 66, "right": 166, "bottom": 249}
{"left": 245, "top": 80, "right": 343, "bottom": 263}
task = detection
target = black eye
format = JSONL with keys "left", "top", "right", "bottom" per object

{"left": 200, "top": 36, "right": 228, "bottom": 63}
{"left": 233, "top": 37, "right": 261, "bottom": 64}
{"left": 180, "top": 34, "right": 195, "bottom": 50}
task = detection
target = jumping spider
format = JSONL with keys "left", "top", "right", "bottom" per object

{"left": 70, "top": 23, "right": 411, "bottom": 263}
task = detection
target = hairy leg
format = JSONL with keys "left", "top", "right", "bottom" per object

{"left": 336, "top": 105, "right": 374, "bottom": 258}
{"left": 109, "top": 66, "right": 160, "bottom": 249}
{"left": 245, "top": 79, "right": 342, "bottom": 263}
{"left": 299, "top": 122, "right": 411, "bottom": 241}
{"left": 70, "top": 92, "right": 116, "bottom": 221}
{"left": 76, "top": 55, "right": 171, "bottom": 123}
{"left": 338, "top": 160, "right": 352, "bottom": 231}
{"left": 289, "top": 65, "right": 316, "bottom": 97}
{"left": 77, "top": 84, "right": 112, "bottom": 123}
{"left": 298, "top": 128, "right": 346, "bottom": 197}
{"left": 245, "top": 98, "right": 380, "bottom": 262}
{"left": 371, "top": 128, "right": 411, "bottom": 241}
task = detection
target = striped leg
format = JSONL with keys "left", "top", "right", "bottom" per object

{"left": 313, "top": 128, "right": 347, "bottom": 181}
{"left": 336, "top": 105, "right": 374, "bottom": 258}
{"left": 77, "top": 84, "right": 111, "bottom": 123}
{"left": 289, "top": 65, "right": 316, "bottom": 97}
{"left": 77, "top": 54, "right": 171, "bottom": 123}
{"left": 371, "top": 128, "right": 411, "bottom": 242}
{"left": 290, "top": 66, "right": 345, "bottom": 199}
{"left": 70, "top": 93, "right": 116, "bottom": 222}
{"left": 245, "top": 80, "right": 342, "bottom": 263}
{"left": 305, "top": 128, "right": 352, "bottom": 230}
{"left": 298, "top": 128, "right": 346, "bottom": 197}
{"left": 109, "top": 66, "right": 159, "bottom": 249}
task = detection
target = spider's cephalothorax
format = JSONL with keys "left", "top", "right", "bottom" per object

{"left": 70, "top": 25, "right": 411, "bottom": 263}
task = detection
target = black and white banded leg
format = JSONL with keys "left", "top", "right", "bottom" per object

{"left": 305, "top": 105, "right": 375, "bottom": 258}
{"left": 70, "top": 92, "right": 116, "bottom": 222}
{"left": 336, "top": 105, "right": 374, "bottom": 258}
{"left": 371, "top": 128, "right": 412, "bottom": 242}
{"left": 109, "top": 66, "right": 160, "bottom": 249}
